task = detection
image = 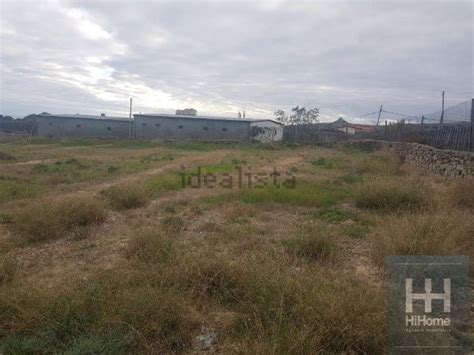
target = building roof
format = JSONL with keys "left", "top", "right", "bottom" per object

{"left": 134, "top": 113, "right": 283, "bottom": 125}
{"left": 38, "top": 113, "right": 130, "bottom": 122}
{"left": 347, "top": 123, "right": 376, "bottom": 132}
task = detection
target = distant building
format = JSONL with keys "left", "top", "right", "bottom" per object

{"left": 35, "top": 112, "right": 283, "bottom": 142}
{"left": 175, "top": 108, "right": 197, "bottom": 116}
{"left": 336, "top": 123, "right": 376, "bottom": 135}
{"left": 36, "top": 114, "right": 131, "bottom": 138}
{"left": 311, "top": 117, "right": 376, "bottom": 135}
{"left": 134, "top": 113, "right": 283, "bottom": 143}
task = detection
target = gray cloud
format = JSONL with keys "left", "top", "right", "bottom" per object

{"left": 1, "top": 0, "right": 472, "bottom": 122}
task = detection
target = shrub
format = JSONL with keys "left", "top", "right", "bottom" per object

{"left": 101, "top": 185, "right": 148, "bottom": 210}
{"left": 8, "top": 196, "right": 107, "bottom": 242}
{"left": 181, "top": 258, "right": 247, "bottom": 306}
{"left": 371, "top": 212, "right": 474, "bottom": 266}
{"left": 283, "top": 224, "right": 337, "bottom": 262}
{"left": 354, "top": 177, "right": 431, "bottom": 212}
{"left": 126, "top": 228, "right": 174, "bottom": 264}
{"left": 284, "top": 236, "right": 335, "bottom": 262}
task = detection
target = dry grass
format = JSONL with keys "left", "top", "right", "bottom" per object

{"left": 0, "top": 254, "right": 17, "bottom": 284}
{"left": 371, "top": 212, "right": 474, "bottom": 266}
{"left": 0, "top": 138, "right": 471, "bottom": 353}
{"left": 449, "top": 177, "right": 474, "bottom": 209}
{"left": 126, "top": 228, "right": 175, "bottom": 264}
{"left": 0, "top": 274, "right": 199, "bottom": 353}
{"left": 100, "top": 184, "right": 149, "bottom": 210}
{"left": 283, "top": 224, "right": 338, "bottom": 263}
{"left": 350, "top": 153, "right": 402, "bottom": 176}
{"left": 7, "top": 196, "right": 107, "bottom": 243}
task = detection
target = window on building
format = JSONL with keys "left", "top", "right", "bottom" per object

{"left": 178, "top": 125, "right": 183, "bottom": 129}
{"left": 203, "top": 127, "right": 208, "bottom": 131}
{"left": 221, "top": 127, "right": 227, "bottom": 132}
{"left": 155, "top": 123, "right": 160, "bottom": 128}
{"left": 76, "top": 124, "right": 81, "bottom": 128}
{"left": 142, "top": 123, "right": 147, "bottom": 126}
{"left": 107, "top": 127, "right": 111, "bottom": 131}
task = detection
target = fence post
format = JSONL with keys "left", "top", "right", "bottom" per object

{"left": 419, "top": 115, "right": 424, "bottom": 132}
{"left": 469, "top": 98, "right": 474, "bottom": 152}
{"left": 375, "top": 104, "right": 383, "bottom": 127}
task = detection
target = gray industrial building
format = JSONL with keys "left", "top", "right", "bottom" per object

{"left": 134, "top": 113, "right": 282, "bottom": 142}
{"left": 36, "top": 114, "right": 131, "bottom": 138}
{"left": 35, "top": 112, "right": 283, "bottom": 143}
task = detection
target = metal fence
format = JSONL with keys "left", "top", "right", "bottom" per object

{"left": 364, "top": 99, "right": 474, "bottom": 152}
{"left": 283, "top": 124, "right": 351, "bottom": 144}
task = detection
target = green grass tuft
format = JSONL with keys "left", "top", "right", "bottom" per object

{"left": 144, "top": 173, "right": 182, "bottom": 196}
{"left": 236, "top": 182, "right": 345, "bottom": 207}
{"left": 318, "top": 207, "right": 352, "bottom": 222}
{"left": 311, "top": 157, "right": 334, "bottom": 169}
{"left": 354, "top": 177, "right": 431, "bottom": 212}
{"left": 0, "top": 177, "right": 46, "bottom": 203}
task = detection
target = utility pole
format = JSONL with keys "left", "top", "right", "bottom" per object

{"left": 469, "top": 98, "right": 474, "bottom": 152}
{"left": 375, "top": 104, "right": 383, "bottom": 127}
{"left": 419, "top": 115, "right": 425, "bottom": 133}
{"left": 129, "top": 97, "right": 133, "bottom": 139}
{"left": 439, "top": 90, "right": 445, "bottom": 124}
{"left": 435, "top": 91, "right": 445, "bottom": 148}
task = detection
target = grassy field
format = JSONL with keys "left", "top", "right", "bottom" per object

{"left": 0, "top": 137, "right": 472, "bottom": 353}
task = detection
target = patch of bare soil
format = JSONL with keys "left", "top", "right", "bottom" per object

{"left": 7, "top": 159, "right": 54, "bottom": 165}
{"left": 339, "top": 236, "right": 383, "bottom": 286}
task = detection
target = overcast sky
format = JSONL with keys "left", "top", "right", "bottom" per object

{"left": 0, "top": 0, "right": 472, "bottom": 122}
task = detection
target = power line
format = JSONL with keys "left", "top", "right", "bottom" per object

{"left": 358, "top": 110, "right": 379, "bottom": 117}
{"left": 381, "top": 109, "right": 421, "bottom": 120}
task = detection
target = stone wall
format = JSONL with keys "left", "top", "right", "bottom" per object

{"left": 346, "top": 140, "right": 474, "bottom": 178}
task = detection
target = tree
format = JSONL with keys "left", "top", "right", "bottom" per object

{"left": 304, "top": 107, "right": 319, "bottom": 124}
{"left": 290, "top": 106, "right": 306, "bottom": 125}
{"left": 274, "top": 109, "right": 290, "bottom": 125}
{"left": 274, "top": 106, "right": 320, "bottom": 125}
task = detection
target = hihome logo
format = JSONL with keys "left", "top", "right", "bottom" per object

{"left": 405, "top": 278, "right": 451, "bottom": 327}
{"left": 387, "top": 256, "right": 470, "bottom": 354}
